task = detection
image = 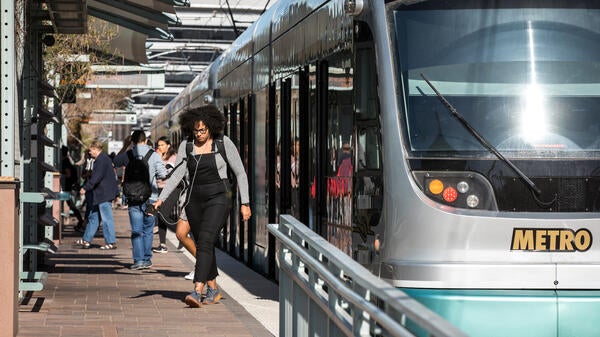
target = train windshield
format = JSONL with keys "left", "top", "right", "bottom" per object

{"left": 393, "top": 1, "right": 600, "bottom": 158}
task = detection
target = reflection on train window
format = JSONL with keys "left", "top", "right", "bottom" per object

{"left": 395, "top": 6, "right": 600, "bottom": 158}
{"left": 358, "top": 127, "right": 381, "bottom": 170}
{"left": 356, "top": 46, "right": 377, "bottom": 121}
{"left": 326, "top": 55, "right": 354, "bottom": 257}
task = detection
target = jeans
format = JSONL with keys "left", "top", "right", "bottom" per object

{"left": 128, "top": 202, "right": 156, "bottom": 263}
{"left": 83, "top": 201, "right": 116, "bottom": 244}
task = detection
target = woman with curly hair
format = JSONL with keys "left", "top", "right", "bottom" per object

{"left": 153, "top": 105, "right": 251, "bottom": 307}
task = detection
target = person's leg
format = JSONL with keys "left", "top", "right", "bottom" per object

{"left": 190, "top": 202, "right": 229, "bottom": 286}
{"left": 142, "top": 205, "right": 155, "bottom": 263}
{"left": 203, "top": 201, "right": 230, "bottom": 304}
{"left": 188, "top": 202, "right": 228, "bottom": 306}
{"left": 128, "top": 205, "right": 145, "bottom": 264}
{"left": 175, "top": 219, "right": 195, "bottom": 256}
{"left": 82, "top": 205, "right": 100, "bottom": 243}
{"left": 98, "top": 201, "right": 116, "bottom": 245}
{"left": 156, "top": 218, "right": 168, "bottom": 250}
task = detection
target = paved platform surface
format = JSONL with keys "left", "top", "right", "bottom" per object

{"left": 17, "top": 208, "right": 277, "bottom": 337}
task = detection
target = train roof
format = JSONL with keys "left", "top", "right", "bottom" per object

{"left": 217, "top": 0, "right": 340, "bottom": 81}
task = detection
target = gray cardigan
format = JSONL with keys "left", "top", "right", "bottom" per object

{"left": 158, "top": 136, "right": 250, "bottom": 204}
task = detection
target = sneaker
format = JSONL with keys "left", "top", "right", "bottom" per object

{"left": 129, "top": 262, "right": 145, "bottom": 270}
{"left": 141, "top": 261, "right": 153, "bottom": 269}
{"left": 152, "top": 244, "right": 168, "bottom": 253}
{"left": 203, "top": 287, "right": 222, "bottom": 305}
{"left": 184, "top": 271, "right": 195, "bottom": 280}
{"left": 184, "top": 290, "right": 202, "bottom": 308}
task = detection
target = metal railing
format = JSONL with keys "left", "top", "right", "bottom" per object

{"left": 268, "top": 215, "right": 468, "bottom": 337}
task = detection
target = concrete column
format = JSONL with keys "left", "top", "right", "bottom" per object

{"left": 0, "top": 179, "right": 20, "bottom": 337}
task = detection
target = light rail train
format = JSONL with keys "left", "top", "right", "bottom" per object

{"left": 150, "top": 0, "right": 600, "bottom": 335}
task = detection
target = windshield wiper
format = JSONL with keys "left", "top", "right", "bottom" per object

{"left": 420, "top": 73, "right": 542, "bottom": 196}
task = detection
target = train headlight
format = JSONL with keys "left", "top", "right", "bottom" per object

{"left": 414, "top": 171, "right": 498, "bottom": 211}
{"left": 466, "top": 194, "right": 480, "bottom": 208}
{"left": 428, "top": 179, "right": 444, "bottom": 194}
{"left": 457, "top": 181, "right": 469, "bottom": 193}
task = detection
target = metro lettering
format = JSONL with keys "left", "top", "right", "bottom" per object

{"left": 511, "top": 228, "right": 592, "bottom": 252}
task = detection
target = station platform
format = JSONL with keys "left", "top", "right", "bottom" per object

{"left": 17, "top": 208, "right": 278, "bottom": 337}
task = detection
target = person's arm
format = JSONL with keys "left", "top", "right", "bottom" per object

{"left": 112, "top": 151, "right": 128, "bottom": 168}
{"left": 153, "top": 152, "right": 167, "bottom": 180}
{"left": 223, "top": 136, "right": 249, "bottom": 203}
{"left": 222, "top": 136, "right": 251, "bottom": 221}
{"left": 83, "top": 156, "right": 105, "bottom": 191}
{"left": 154, "top": 141, "right": 188, "bottom": 208}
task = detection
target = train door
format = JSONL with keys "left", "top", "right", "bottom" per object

{"left": 222, "top": 102, "right": 239, "bottom": 252}
{"left": 230, "top": 101, "right": 239, "bottom": 255}
{"left": 252, "top": 83, "right": 270, "bottom": 274}
{"left": 324, "top": 55, "right": 354, "bottom": 256}
{"left": 352, "top": 21, "right": 383, "bottom": 266}
{"left": 242, "top": 93, "right": 254, "bottom": 265}
{"left": 237, "top": 95, "right": 251, "bottom": 262}
{"left": 267, "top": 81, "right": 278, "bottom": 279}
{"left": 276, "top": 73, "right": 307, "bottom": 220}
{"left": 307, "top": 54, "right": 355, "bottom": 255}
{"left": 307, "top": 64, "right": 319, "bottom": 232}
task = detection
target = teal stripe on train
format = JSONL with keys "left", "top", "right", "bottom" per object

{"left": 402, "top": 289, "right": 600, "bottom": 337}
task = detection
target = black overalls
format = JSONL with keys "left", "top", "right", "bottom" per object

{"left": 185, "top": 144, "right": 231, "bottom": 283}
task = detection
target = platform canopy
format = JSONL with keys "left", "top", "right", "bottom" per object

{"left": 45, "top": 0, "right": 185, "bottom": 63}
{"left": 44, "top": 0, "right": 273, "bottom": 121}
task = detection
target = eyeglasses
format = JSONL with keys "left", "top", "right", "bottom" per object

{"left": 194, "top": 128, "right": 208, "bottom": 135}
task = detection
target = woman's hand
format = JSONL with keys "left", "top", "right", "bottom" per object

{"left": 153, "top": 199, "right": 163, "bottom": 210}
{"left": 241, "top": 204, "right": 251, "bottom": 221}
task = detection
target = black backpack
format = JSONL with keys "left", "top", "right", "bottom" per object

{"left": 122, "top": 149, "right": 154, "bottom": 205}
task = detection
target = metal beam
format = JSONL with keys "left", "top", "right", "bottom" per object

{"left": 1, "top": 0, "right": 15, "bottom": 177}
{"left": 45, "top": 0, "right": 87, "bottom": 34}
{"left": 88, "top": 7, "right": 174, "bottom": 40}
{"left": 91, "top": 0, "right": 181, "bottom": 25}
{"left": 156, "top": 0, "right": 190, "bottom": 7}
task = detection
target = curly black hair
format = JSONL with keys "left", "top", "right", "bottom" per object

{"left": 179, "top": 106, "right": 226, "bottom": 140}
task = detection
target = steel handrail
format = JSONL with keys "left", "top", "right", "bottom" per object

{"left": 269, "top": 214, "right": 468, "bottom": 337}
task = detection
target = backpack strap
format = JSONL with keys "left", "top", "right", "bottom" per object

{"left": 214, "top": 135, "right": 229, "bottom": 168}
{"left": 142, "top": 149, "right": 153, "bottom": 164}
{"left": 186, "top": 140, "right": 193, "bottom": 161}
{"left": 126, "top": 149, "right": 153, "bottom": 165}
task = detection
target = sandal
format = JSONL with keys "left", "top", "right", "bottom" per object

{"left": 99, "top": 244, "right": 117, "bottom": 250}
{"left": 75, "top": 239, "right": 90, "bottom": 249}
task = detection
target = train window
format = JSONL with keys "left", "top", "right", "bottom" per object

{"left": 326, "top": 54, "right": 354, "bottom": 256}
{"left": 395, "top": 6, "right": 600, "bottom": 157}
{"left": 290, "top": 74, "right": 301, "bottom": 220}
{"left": 355, "top": 46, "right": 377, "bottom": 121}
{"left": 357, "top": 127, "right": 381, "bottom": 170}
{"left": 353, "top": 21, "right": 383, "bottom": 264}
{"left": 307, "top": 64, "right": 318, "bottom": 232}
